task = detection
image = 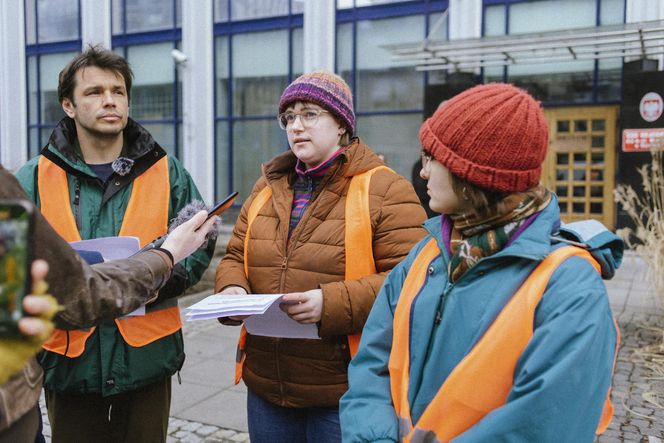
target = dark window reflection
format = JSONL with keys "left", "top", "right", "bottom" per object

{"left": 557, "top": 120, "right": 570, "bottom": 133}
{"left": 574, "top": 153, "right": 586, "bottom": 164}
{"left": 597, "top": 65, "right": 621, "bottom": 101}
{"left": 591, "top": 136, "right": 605, "bottom": 148}
{"left": 512, "top": 71, "right": 593, "bottom": 103}
{"left": 573, "top": 202, "right": 585, "bottom": 213}
{"left": 590, "top": 202, "right": 603, "bottom": 213}
{"left": 591, "top": 153, "right": 604, "bottom": 164}
{"left": 591, "top": 119, "right": 606, "bottom": 131}
{"left": 590, "top": 169, "right": 603, "bottom": 181}
{"left": 556, "top": 186, "right": 568, "bottom": 197}
{"left": 574, "top": 120, "right": 587, "bottom": 132}
{"left": 557, "top": 153, "right": 569, "bottom": 164}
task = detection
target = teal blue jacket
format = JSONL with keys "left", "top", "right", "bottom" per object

{"left": 16, "top": 118, "right": 215, "bottom": 396}
{"left": 340, "top": 199, "right": 622, "bottom": 442}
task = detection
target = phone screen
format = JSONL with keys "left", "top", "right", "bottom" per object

{"left": 0, "top": 200, "right": 33, "bottom": 336}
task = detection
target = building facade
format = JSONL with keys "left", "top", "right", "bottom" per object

{"left": 1, "top": 0, "right": 663, "bottom": 228}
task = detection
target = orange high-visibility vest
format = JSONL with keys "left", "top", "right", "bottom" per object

{"left": 389, "top": 240, "right": 619, "bottom": 442}
{"left": 233, "top": 165, "right": 391, "bottom": 384}
{"left": 37, "top": 155, "right": 182, "bottom": 357}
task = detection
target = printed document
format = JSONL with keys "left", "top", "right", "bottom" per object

{"left": 186, "top": 293, "right": 319, "bottom": 339}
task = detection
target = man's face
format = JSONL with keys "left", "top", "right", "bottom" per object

{"left": 61, "top": 66, "right": 129, "bottom": 140}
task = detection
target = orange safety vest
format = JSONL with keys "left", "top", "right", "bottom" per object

{"left": 234, "top": 165, "right": 391, "bottom": 384}
{"left": 389, "top": 240, "right": 619, "bottom": 442}
{"left": 37, "top": 155, "right": 182, "bottom": 357}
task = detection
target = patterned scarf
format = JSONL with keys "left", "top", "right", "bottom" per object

{"left": 448, "top": 185, "right": 551, "bottom": 282}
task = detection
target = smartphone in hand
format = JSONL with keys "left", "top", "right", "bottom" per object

{"left": 206, "top": 191, "right": 238, "bottom": 221}
{"left": 0, "top": 200, "right": 34, "bottom": 337}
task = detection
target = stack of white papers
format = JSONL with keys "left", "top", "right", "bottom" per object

{"left": 185, "top": 294, "right": 282, "bottom": 321}
{"left": 185, "top": 293, "right": 320, "bottom": 339}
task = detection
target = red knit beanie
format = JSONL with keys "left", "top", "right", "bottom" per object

{"left": 419, "top": 83, "right": 548, "bottom": 192}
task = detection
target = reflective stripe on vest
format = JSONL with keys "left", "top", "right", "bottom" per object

{"left": 38, "top": 155, "right": 180, "bottom": 356}
{"left": 389, "top": 242, "right": 618, "bottom": 442}
{"left": 233, "top": 165, "right": 391, "bottom": 384}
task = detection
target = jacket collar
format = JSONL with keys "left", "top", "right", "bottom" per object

{"left": 40, "top": 117, "right": 168, "bottom": 209}
{"left": 261, "top": 137, "right": 386, "bottom": 185}
{"left": 44, "top": 117, "right": 166, "bottom": 168}
{"left": 424, "top": 196, "right": 562, "bottom": 261}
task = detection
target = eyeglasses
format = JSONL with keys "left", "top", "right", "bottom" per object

{"left": 421, "top": 151, "right": 433, "bottom": 170}
{"left": 278, "top": 109, "right": 329, "bottom": 130}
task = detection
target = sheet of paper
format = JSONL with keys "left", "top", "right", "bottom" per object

{"left": 243, "top": 301, "right": 320, "bottom": 340}
{"left": 69, "top": 236, "right": 144, "bottom": 316}
{"left": 186, "top": 293, "right": 282, "bottom": 314}
{"left": 69, "top": 236, "right": 140, "bottom": 261}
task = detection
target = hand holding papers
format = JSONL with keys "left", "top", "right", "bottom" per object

{"left": 185, "top": 293, "right": 319, "bottom": 339}
{"left": 186, "top": 293, "right": 282, "bottom": 320}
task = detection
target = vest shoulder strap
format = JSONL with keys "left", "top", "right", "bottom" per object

{"left": 243, "top": 186, "right": 273, "bottom": 278}
{"left": 37, "top": 156, "right": 81, "bottom": 242}
{"left": 344, "top": 165, "right": 392, "bottom": 280}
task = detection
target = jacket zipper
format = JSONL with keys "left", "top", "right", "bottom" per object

{"left": 271, "top": 165, "right": 342, "bottom": 404}
{"left": 73, "top": 179, "right": 82, "bottom": 231}
{"left": 434, "top": 282, "right": 454, "bottom": 327}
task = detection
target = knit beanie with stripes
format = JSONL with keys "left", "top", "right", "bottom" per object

{"left": 279, "top": 71, "right": 355, "bottom": 136}
{"left": 419, "top": 83, "right": 548, "bottom": 192}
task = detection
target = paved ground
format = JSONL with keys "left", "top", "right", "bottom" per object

{"left": 38, "top": 249, "right": 664, "bottom": 442}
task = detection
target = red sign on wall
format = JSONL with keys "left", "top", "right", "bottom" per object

{"left": 622, "top": 128, "right": 664, "bottom": 152}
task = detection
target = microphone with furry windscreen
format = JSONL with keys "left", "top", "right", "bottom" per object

{"left": 136, "top": 193, "right": 237, "bottom": 254}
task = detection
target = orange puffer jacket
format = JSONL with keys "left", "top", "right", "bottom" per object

{"left": 215, "top": 138, "right": 427, "bottom": 408}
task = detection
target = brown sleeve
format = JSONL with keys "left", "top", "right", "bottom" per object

{"left": 214, "top": 178, "right": 268, "bottom": 294}
{"left": 318, "top": 170, "right": 427, "bottom": 336}
{"left": 0, "top": 165, "right": 173, "bottom": 330}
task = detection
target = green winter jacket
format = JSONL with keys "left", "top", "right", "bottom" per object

{"left": 16, "top": 117, "right": 215, "bottom": 396}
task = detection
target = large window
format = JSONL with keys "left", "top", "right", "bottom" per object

{"left": 356, "top": 16, "right": 424, "bottom": 112}
{"left": 112, "top": 0, "right": 181, "bottom": 156}
{"left": 213, "top": 1, "right": 446, "bottom": 201}
{"left": 25, "top": 0, "right": 81, "bottom": 158}
{"left": 112, "top": 0, "right": 181, "bottom": 34}
{"left": 336, "top": 2, "right": 448, "bottom": 180}
{"left": 214, "top": 2, "right": 303, "bottom": 200}
{"left": 26, "top": 0, "right": 79, "bottom": 44}
{"left": 483, "top": 0, "right": 625, "bottom": 103}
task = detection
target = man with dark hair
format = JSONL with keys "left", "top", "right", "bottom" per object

{"left": 16, "top": 45, "right": 215, "bottom": 442}
{"left": 0, "top": 163, "right": 216, "bottom": 442}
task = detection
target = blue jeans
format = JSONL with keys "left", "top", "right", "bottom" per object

{"left": 247, "top": 389, "right": 341, "bottom": 443}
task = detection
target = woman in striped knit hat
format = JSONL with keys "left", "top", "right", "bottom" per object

{"left": 215, "top": 71, "right": 427, "bottom": 442}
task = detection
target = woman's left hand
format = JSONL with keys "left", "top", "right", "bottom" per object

{"left": 280, "top": 289, "right": 323, "bottom": 324}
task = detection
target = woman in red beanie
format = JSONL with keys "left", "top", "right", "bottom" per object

{"left": 340, "top": 83, "right": 623, "bottom": 442}
{"left": 215, "top": 71, "right": 426, "bottom": 443}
